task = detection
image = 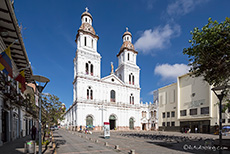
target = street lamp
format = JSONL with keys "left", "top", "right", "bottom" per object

{"left": 31, "top": 75, "right": 50, "bottom": 154}
{"left": 211, "top": 85, "right": 230, "bottom": 154}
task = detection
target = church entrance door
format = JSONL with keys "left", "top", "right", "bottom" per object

{"left": 129, "top": 118, "right": 134, "bottom": 130}
{"left": 142, "top": 123, "right": 146, "bottom": 130}
{"left": 109, "top": 115, "right": 116, "bottom": 130}
{"left": 86, "top": 115, "right": 93, "bottom": 130}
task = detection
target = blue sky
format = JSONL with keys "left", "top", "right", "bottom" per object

{"left": 14, "top": 0, "right": 230, "bottom": 108}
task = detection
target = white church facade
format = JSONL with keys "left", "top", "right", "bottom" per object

{"left": 63, "top": 8, "right": 158, "bottom": 131}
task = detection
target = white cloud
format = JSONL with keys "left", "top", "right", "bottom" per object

{"left": 167, "top": 0, "right": 209, "bottom": 17}
{"left": 154, "top": 63, "right": 190, "bottom": 80}
{"left": 134, "top": 24, "right": 181, "bottom": 54}
{"left": 148, "top": 90, "right": 154, "bottom": 95}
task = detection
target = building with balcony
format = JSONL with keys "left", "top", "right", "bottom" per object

{"left": 0, "top": 0, "right": 38, "bottom": 146}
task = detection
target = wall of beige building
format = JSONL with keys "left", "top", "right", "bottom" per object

{"left": 158, "top": 73, "right": 229, "bottom": 133}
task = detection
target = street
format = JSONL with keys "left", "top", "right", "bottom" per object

{"left": 54, "top": 129, "right": 230, "bottom": 154}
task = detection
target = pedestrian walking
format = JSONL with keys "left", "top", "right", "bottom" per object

{"left": 31, "top": 125, "right": 37, "bottom": 140}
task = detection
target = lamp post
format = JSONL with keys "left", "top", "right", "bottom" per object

{"left": 211, "top": 85, "right": 230, "bottom": 154}
{"left": 31, "top": 75, "right": 50, "bottom": 154}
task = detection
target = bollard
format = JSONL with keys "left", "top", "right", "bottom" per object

{"left": 115, "top": 145, "right": 119, "bottom": 150}
{"left": 95, "top": 139, "right": 98, "bottom": 143}
{"left": 130, "top": 149, "right": 135, "bottom": 154}
{"left": 104, "top": 142, "right": 108, "bottom": 146}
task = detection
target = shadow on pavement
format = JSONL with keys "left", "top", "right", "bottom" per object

{"left": 55, "top": 139, "right": 66, "bottom": 148}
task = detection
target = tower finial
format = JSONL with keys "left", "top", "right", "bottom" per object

{"left": 85, "top": 7, "right": 89, "bottom": 12}
{"left": 126, "top": 27, "right": 128, "bottom": 31}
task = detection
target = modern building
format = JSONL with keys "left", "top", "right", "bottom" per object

{"left": 63, "top": 8, "right": 158, "bottom": 131}
{"left": 158, "top": 73, "right": 230, "bottom": 133}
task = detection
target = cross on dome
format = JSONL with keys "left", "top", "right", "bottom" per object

{"left": 126, "top": 27, "right": 128, "bottom": 31}
{"left": 85, "top": 7, "right": 89, "bottom": 12}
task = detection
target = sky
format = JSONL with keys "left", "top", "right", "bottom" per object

{"left": 14, "top": 0, "right": 230, "bottom": 108}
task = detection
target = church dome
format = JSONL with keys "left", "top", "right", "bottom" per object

{"left": 79, "top": 22, "right": 96, "bottom": 35}
{"left": 81, "top": 10, "right": 93, "bottom": 20}
{"left": 122, "top": 31, "right": 132, "bottom": 38}
{"left": 120, "top": 41, "right": 135, "bottom": 51}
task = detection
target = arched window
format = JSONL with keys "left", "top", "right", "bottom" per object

{"left": 130, "top": 94, "right": 134, "bottom": 105}
{"left": 150, "top": 111, "right": 154, "bottom": 117}
{"left": 90, "top": 64, "right": 93, "bottom": 75}
{"left": 84, "top": 36, "right": 87, "bottom": 46}
{"left": 90, "top": 89, "right": 93, "bottom": 99}
{"left": 87, "top": 89, "right": 89, "bottom": 99}
{"left": 86, "top": 115, "right": 93, "bottom": 129}
{"left": 87, "top": 87, "right": 93, "bottom": 100}
{"left": 129, "top": 74, "right": 131, "bottom": 84}
{"left": 85, "top": 63, "right": 89, "bottom": 74}
{"left": 110, "top": 90, "right": 115, "bottom": 102}
{"left": 132, "top": 75, "right": 134, "bottom": 85}
{"left": 129, "top": 118, "right": 134, "bottom": 130}
{"left": 128, "top": 53, "right": 130, "bottom": 61}
{"left": 85, "top": 18, "right": 87, "bottom": 22}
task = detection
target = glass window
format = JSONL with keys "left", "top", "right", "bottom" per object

{"left": 222, "top": 119, "right": 226, "bottom": 123}
{"left": 110, "top": 90, "right": 115, "bottom": 102}
{"left": 132, "top": 75, "right": 134, "bottom": 85}
{"left": 171, "top": 111, "right": 175, "bottom": 117}
{"left": 163, "top": 112, "right": 165, "bottom": 118}
{"left": 162, "top": 122, "right": 165, "bottom": 126}
{"left": 84, "top": 37, "right": 87, "bottom": 46}
{"left": 228, "top": 119, "right": 230, "bottom": 123}
{"left": 180, "top": 110, "right": 187, "bottom": 116}
{"left": 129, "top": 75, "right": 131, "bottom": 84}
{"left": 190, "top": 108, "right": 197, "bottom": 115}
{"left": 90, "top": 90, "right": 93, "bottom": 100}
{"left": 90, "top": 64, "right": 93, "bottom": 75}
{"left": 85, "top": 63, "right": 89, "bottom": 74}
{"left": 171, "top": 121, "right": 175, "bottom": 126}
{"left": 128, "top": 53, "right": 130, "bottom": 61}
{"left": 142, "top": 111, "right": 146, "bottom": 118}
{"left": 167, "top": 112, "right": 170, "bottom": 118}
{"left": 201, "top": 107, "right": 209, "bottom": 114}
{"left": 87, "top": 89, "right": 89, "bottom": 99}
{"left": 167, "top": 122, "right": 170, "bottom": 126}
{"left": 150, "top": 111, "right": 153, "bottom": 117}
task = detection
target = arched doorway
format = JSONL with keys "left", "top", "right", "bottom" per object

{"left": 86, "top": 115, "right": 93, "bottom": 130}
{"left": 109, "top": 115, "right": 116, "bottom": 130}
{"left": 129, "top": 118, "right": 134, "bottom": 130}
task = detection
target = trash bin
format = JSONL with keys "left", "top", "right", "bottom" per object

{"left": 25, "top": 140, "right": 36, "bottom": 154}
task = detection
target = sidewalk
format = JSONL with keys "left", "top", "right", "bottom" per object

{"left": 0, "top": 135, "right": 52, "bottom": 154}
{"left": 0, "top": 135, "right": 32, "bottom": 154}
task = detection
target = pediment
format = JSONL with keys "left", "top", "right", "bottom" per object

{"left": 101, "top": 74, "right": 124, "bottom": 85}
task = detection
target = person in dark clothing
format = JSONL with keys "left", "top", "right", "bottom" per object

{"left": 31, "top": 125, "right": 37, "bottom": 140}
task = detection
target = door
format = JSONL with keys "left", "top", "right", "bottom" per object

{"left": 109, "top": 115, "right": 116, "bottom": 130}
{"left": 129, "top": 118, "right": 134, "bottom": 130}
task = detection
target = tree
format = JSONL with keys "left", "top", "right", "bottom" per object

{"left": 183, "top": 17, "right": 230, "bottom": 87}
{"left": 41, "top": 94, "right": 66, "bottom": 128}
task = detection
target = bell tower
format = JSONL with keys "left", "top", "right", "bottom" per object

{"left": 115, "top": 28, "right": 140, "bottom": 87}
{"left": 73, "top": 8, "right": 101, "bottom": 101}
